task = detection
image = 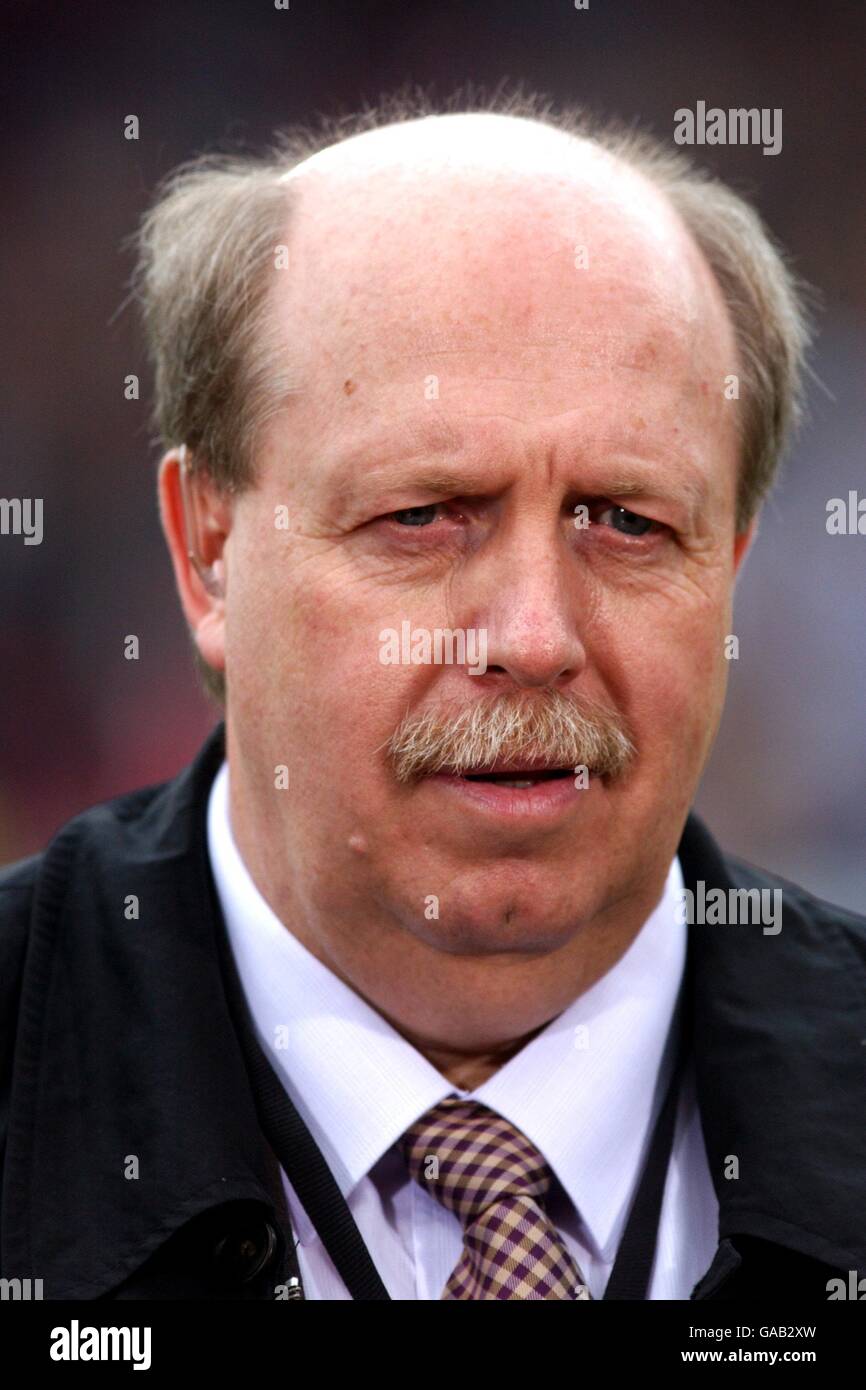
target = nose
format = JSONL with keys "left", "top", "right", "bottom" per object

{"left": 473, "top": 530, "right": 587, "bottom": 689}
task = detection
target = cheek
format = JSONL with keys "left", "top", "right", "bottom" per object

{"left": 279, "top": 552, "right": 443, "bottom": 698}
{"left": 593, "top": 586, "right": 730, "bottom": 757}
{"left": 273, "top": 580, "right": 424, "bottom": 764}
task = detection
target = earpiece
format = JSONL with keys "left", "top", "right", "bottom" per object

{"left": 189, "top": 553, "right": 225, "bottom": 599}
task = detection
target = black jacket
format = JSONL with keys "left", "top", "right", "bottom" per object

{"left": 1, "top": 720, "right": 864, "bottom": 1301}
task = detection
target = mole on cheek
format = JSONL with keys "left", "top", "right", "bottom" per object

{"left": 343, "top": 378, "right": 358, "bottom": 396}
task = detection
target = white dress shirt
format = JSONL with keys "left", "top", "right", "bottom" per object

{"left": 207, "top": 759, "right": 719, "bottom": 1299}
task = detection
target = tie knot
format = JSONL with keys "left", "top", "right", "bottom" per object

{"left": 399, "top": 1096, "right": 553, "bottom": 1224}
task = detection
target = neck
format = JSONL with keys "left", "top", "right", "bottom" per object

{"left": 392, "top": 1022, "right": 554, "bottom": 1090}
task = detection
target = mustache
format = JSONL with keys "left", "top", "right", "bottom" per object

{"left": 386, "top": 688, "right": 636, "bottom": 785}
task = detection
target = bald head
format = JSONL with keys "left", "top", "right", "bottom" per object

{"left": 279, "top": 109, "right": 729, "bottom": 339}
{"left": 282, "top": 108, "right": 633, "bottom": 184}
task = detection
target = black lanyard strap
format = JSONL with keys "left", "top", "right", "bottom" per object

{"left": 602, "top": 987, "right": 692, "bottom": 1300}
{"left": 213, "top": 901, "right": 392, "bottom": 1301}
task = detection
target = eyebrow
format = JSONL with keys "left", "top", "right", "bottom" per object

{"left": 602, "top": 471, "right": 711, "bottom": 521}
{"left": 325, "top": 425, "right": 712, "bottom": 523}
{"left": 322, "top": 421, "right": 466, "bottom": 493}
{"left": 360, "top": 467, "right": 488, "bottom": 497}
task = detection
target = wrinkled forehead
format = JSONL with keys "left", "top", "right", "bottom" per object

{"left": 262, "top": 124, "right": 739, "bottom": 488}
{"left": 276, "top": 149, "right": 733, "bottom": 384}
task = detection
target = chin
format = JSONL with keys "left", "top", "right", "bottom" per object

{"left": 401, "top": 888, "right": 585, "bottom": 957}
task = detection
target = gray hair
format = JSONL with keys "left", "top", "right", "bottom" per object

{"left": 131, "top": 85, "right": 814, "bottom": 708}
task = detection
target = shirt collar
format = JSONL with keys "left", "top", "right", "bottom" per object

{"left": 208, "top": 757, "right": 685, "bottom": 1256}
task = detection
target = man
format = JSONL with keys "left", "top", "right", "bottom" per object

{"left": 1, "top": 93, "right": 864, "bottom": 1302}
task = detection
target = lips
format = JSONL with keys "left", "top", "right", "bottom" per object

{"left": 450, "top": 765, "right": 574, "bottom": 788}
{"left": 423, "top": 764, "right": 583, "bottom": 821}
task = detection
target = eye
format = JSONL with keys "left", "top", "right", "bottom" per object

{"left": 597, "top": 505, "right": 657, "bottom": 537}
{"left": 390, "top": 504, "right": 441, "bottom": 527}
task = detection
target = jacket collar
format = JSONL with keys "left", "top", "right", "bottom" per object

{"left": 5, "top": 721, "right": 866, "bottom": 1297}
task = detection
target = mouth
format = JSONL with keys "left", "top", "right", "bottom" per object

{"left": 459, "top": 766, "right": 574, "bottom": 789}
{"left": 421, "top": 762, "right": 585, "bottom": 822}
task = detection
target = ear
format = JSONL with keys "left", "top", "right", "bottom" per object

{"left": 732, "top": 514, "right": 759, "bottom": 579}
{"left": 157, "top": 448, "right": 234, "bottom": 681}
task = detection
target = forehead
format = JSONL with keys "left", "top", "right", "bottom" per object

{"left": 266, "top": 148, "right": 739, "bottom": 489}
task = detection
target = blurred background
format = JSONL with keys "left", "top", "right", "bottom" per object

{"left": 1, "top": 0, "right": 863, "bottom": 907}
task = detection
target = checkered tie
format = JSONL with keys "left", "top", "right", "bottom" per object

{"left": 399, "top": 1095, "right": 591, "bottom": 1300}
